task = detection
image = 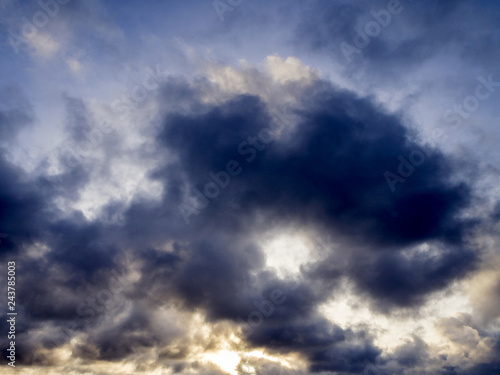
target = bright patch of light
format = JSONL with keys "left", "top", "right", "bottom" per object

{"left": 319, "top": 281, "right": 473, "bottom": 352}
{"left": 245, "top": 349, "right": 300, "bottom": 369}
{"left": 202, "top": 350, "right": 241, "bottom": 375}
{"left": 241, "top": 362, "right": 256, "bottom": 374}
{"left": 260, "top": 231, "right": 312, "bottom": 278}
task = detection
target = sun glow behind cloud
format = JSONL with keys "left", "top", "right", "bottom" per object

{"left": 202, "top": 350, "right": 241, "bottom": 375}
{"left": 260, "top": 230, "right": 313, "bottom": 279}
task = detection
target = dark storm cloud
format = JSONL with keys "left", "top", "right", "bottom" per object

{"left": 464, "top": 363, "right": 500, "bottom": 375}
{"left": 351, "top": 243, "right": 477, "bottom": 309}
{"left": 0, "top": 91, "right": 89, "bottom": 364}
{"left": 0, "top": 176, "right": 123, "bottom": 363}
{"left": 156, "top": 79, "right": 474, "bottom": 248}
{"left": 0, "top": 90, "right": 98, "bottom": 249}
{"left": 0, "top": 91, "right": 105, "bottom": 260}
{"left": 0, "top": 71, "right": 490, "bottom": 373}
{"left": 168, "top": 239, "right": 265, "bottom": 320}
{"left": 131, "top": 236, "right": 264, "bottom": 318}
{"left": 14, "top": 165, "right": 91, "bottom": 237}
{"left": 0, "top": 92, "right": 127, "bottom": 365}
{"left": 0, "top": 87, "right": 43, "bottom": 255}
{"left": 81, "top": 304, "right": 162, "bottom": 361}
{"left": 0, "top": 155, "right": 46, "bottom": 254}
{"left": 100, "top": 75, "right": 482, "bottom": 370}
{"left": 392, "top": 335, "right": 429, "bottom": 368}
{"left": 250, "top": 315, "right": 380, "bottom": 373}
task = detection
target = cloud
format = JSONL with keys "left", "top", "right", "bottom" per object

{"left": 106, "top": 67, "right": 484, "bottom": 370}
{"left": 294, "top": 0, "right": 480, "bottom": 70}
{"left": 0, "top": 86, "right": 33, "bottom": 142}
{"left": 0, "top": 53, "right": 497, "bottom": 374}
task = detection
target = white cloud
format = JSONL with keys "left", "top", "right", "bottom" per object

{"left": 29, "top": 33, "right": 61, "bottom": 58}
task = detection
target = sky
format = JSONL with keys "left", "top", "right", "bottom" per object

{"left": 0, "top": 0, "right": 500, "bottom": 374}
